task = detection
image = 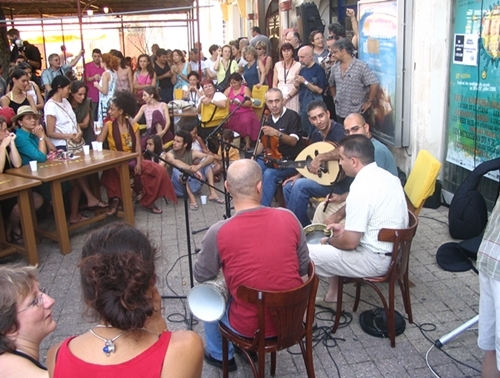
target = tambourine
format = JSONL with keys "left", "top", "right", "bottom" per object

{"left": 304, "top": 223, "right": 332, "bottom": 245}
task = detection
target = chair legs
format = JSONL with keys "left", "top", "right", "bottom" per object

{"left": 332, "top": 278, "right": 344, "bottom": 334}
{"left": 222, "top": 335, "right": 229, "bottom": 378}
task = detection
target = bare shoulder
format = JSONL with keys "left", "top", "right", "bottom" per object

{"left": 46, "top": 340, "right": 64, "bottom": 376}
{"left": 161, "top": 331, "right": 203, "bottom": 378}
{"left": 0, "top": 353, "right": 49, "bottom": 378}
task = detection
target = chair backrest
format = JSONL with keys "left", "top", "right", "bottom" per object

{"left": 403, "top": 150, "right": 441, "bottom": 215}
{"left": 377, "top": 211, "right": 419, "bottom": 282}
{"left": 236, "top": 261, "right": 318, "bottom": 350}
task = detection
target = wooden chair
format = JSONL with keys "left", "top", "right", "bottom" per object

{"left": 332, "top": 211, "right": 419, "bottom": 347}
{"left": 219, "top": 261, "right": 319, "bottom": 378}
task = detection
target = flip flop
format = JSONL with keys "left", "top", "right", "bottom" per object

{"left": 81, "top": 200, "right": 108, "bottom": 210}
{"left": 69, "top": 214, "right": 89, "bottom": 225}
{"left": 315, "top": 296, "right": 337, "bottom": 312}
{"left": 209, "top": 198, "right": 225, "bottom": 204}
{"left": 189, "top": 203, "right": 199, "bottom": 211}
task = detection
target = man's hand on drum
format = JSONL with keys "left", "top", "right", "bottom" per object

{"left": 327, "top": 223, "right": 344, "bottom": 237}
{"left": 283, "top": 173, "right": 301, "bottom": 186}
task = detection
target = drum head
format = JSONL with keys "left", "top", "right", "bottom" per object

{"left": 188, "top": 284, "right": 227, "bottom": 322}
{"left": 304, "top": 223, "right": 332, "bottom": 245}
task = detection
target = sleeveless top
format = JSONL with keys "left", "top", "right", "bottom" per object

{"left": 8, "top": 92, "right": 30, "bottom": 114}
{"left": 174, "top": 63, "right": 189, "bottom": 89}
{"left": 228, "top": 86, "right": 252, "bottom": 115}
{"left": 243, "top": 61, "right": 259, "bottom": 90}
{"left": 53, "top": 331, "right": 172, "bottom": 378}
{"left": 261, "top": 56, "right": 273, "bottom": 87}
{"left": 144, "top": 102, "right": 165, "bottom": 130}
{"left": 10, "top": 350, "right": 46, "bottom": 370}
{"left": 116, "top": 68, "right": 131, "bottom": 92}
{"left": 172, "top": 149, "right": 193, "bottom": 166}
{"left": 27, "top": 82, "right": 38, "bottom": 105}
{"left": 136, "top": 72, "right": 153, "bottom": 96}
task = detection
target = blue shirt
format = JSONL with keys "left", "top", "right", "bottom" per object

{"left": 311, "top": 120, "right": 345, "bottom": 144}
{"left": 372, "top": 138, "right": 398, "bottom": 176}
{"left": 14, "top": 128, "right": 47, "bottom": 165}
{"left": 298, "top": 63, "right": 326, "bottom": 103}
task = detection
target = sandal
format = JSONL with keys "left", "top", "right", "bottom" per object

{"left": 209, "top": 197, "right": 225, "bottom": 204}
{"left": 8, "top": 230, "right": 24, "bottom": 244}
{"left": 106, "top": 198, "right": 120, "bottom": 216}
{"left": 189, "top": 203, "right": 199, "bottom": 211}
{"left": 69, "top": 214, "right": 89, "bottom": 225}
{"left": 81, "top": 200, "right": 108, "bottom": 210}
{"left": 146, "top": 205, "right": 163, "bottom": 214}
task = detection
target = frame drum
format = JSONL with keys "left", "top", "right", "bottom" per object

{"left": 188, "top": 275, "right": 228, "bottom": 322}
{"left": 304, "top": 223, "right": 332, "bottom": 245}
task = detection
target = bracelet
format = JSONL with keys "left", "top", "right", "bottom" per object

{"left": 304, "top": 80, "right": 309, "bottom": 86}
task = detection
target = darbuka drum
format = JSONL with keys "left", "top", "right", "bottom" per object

{"left": 188, "top": 275, "right": 228, "bottom": 322}
{"left": 304, "top": 223, "right": 332, "bottom": 245}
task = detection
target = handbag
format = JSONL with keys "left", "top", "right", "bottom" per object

{"left": 216, "top": 59, "right": 234, "bottom": 93}
{"left": 51, "top": 99, "right": 86, "bottom": 153}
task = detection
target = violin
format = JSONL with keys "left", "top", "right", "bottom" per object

{"left": 259, "top": 110, "right": 282, "bottom": 168}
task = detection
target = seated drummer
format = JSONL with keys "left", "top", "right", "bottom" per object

{"left": 282, "top": 99, "right": 346, "bottom": 227}
{"left": 254, "top": 88, "right": 303, "bottom": 206}
{"left": 194, "top": 159, "right": 310, "bottom": 371}
{"left": 309, "top": 135, "right": 407, "bottom": 309}
{"left": 310, "top": 112, "right": 398, "bottom": 225}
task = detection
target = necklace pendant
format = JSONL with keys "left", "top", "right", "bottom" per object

{"left": 103, "top": 339, "right": 115, "bottom": 356}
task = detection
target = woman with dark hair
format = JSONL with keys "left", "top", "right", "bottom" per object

{"left": 97, "top": 90, "right": 177, "bottom": 215}
{"left": 46, "top": 224, "right": 203, "bottom": 378}
{"left": 133, "top": 54, "right": 157, "bottom": 97}
{"left": 223, "top": 72, "right": 259, "bottom": 151}
{"left": 310, "top": 30, "right": 328, "bottom": 64}
{"left": 170, "top": 49, "right": 191, "bottom": 90}
{"left": 15, "top": 62, "right": 44, "bottom": 111}
{"left": 0, "top": 264, "right": 57, "bottom": 377}
{"left": 132, "top": 86, "right": 173, "bottom": 150}
{"left": 182, "top": 71, "right": 203, "bottom": 106}
{"left": 144, "top": 135, "right": 167, "bottom": 167}
{"left": 111, "top": 50, "right": 133, "bottom": 93}
{"left": 94, "top": 53, "right": 119, "bottom": 127}
{"left": 0, "top": 69, "right": 37, "bottom": 114}
{"left": 272, "top": 42, "right": 301, "bottom": 113}
{"left": 45, "top": 77, "right": 107, "bottom": 221}
{"left": 69, "top": 81, "right": 96, "bottom": 145}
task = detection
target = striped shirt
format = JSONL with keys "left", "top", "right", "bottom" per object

{"left": 477, "top": 197, "right": 500, "bottom": 280}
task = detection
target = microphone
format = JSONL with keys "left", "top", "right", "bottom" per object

{"left": 243, "top": 96, "right": 261, "bottom": 107}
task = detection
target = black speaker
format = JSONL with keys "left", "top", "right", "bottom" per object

{"left": 296, "top": 2, "right": 325, "bottom": 42}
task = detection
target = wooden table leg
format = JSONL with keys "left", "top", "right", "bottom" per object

{"left": 119, "top": 161, "right": 135, "bottom": 226}
{"left": 18, "top": 189, "right": 39, "bottom": 265}
{"left": 51, "top": 180, "right": 71, "bottom": 254}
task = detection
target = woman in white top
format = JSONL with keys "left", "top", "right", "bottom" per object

{"left": 45, "top": 75, "right": 107, "bottom": 222}
{"left": 272, "top": 43, "right": 301, "bottom": 113}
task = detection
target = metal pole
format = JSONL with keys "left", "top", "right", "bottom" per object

{"left": 76, "top": 0, "right": 86, "bottom": 81}
{"left": 40, "top": 17, "right": 47, "bottom": 70}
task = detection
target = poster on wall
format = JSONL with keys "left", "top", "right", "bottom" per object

{"left": 358, "top": 0, "right": 398, "bottom": 145}
{"left": 446, "top": 0, "right": 500, "bottom": 181}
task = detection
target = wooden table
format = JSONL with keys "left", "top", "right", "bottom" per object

{"left": 7, "top": 150, "right": 138, "bottom": 255}
{"left": 0, "top": 173, "right": 41, "bottom": 264}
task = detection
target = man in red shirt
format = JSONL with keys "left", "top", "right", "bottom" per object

{"left": 84, "top": 49, "right": 104, "bottom": 120}
{"left": 194, "top": 159, "right": 310, "bottom": 371}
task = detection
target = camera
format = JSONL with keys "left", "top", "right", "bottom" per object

{"left": 14, "top": 39, "right": 25, "bottom": 52}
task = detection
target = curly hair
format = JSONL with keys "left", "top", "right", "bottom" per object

{"left": 0, "top": 264, "right": 38, "bottom": 354}
{"left": 101, "top": 53, "right": 120, "bottom": 72}
{"left": 110, "top": 90, "right": 138, "bottom": 117}
{"left": 79, "top": 223, "right": 158, "bottom": 330}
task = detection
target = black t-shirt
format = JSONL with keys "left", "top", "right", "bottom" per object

{"left": 266, "top": 108, "right": 304, "bottom": 160}
{"left": 10, "top": 41, "right": 42, "bottom": 71}
{"left": 154, "top": 62, "right": 173, "bottom": 89}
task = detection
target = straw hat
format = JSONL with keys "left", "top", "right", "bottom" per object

{"left": 11, "top": 106, "right": 41, "bottom": 124}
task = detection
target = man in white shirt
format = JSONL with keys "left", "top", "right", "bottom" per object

{"left": 188, "top": 48, "right": 208, "bottom": 80}
{"left": 308, "top": 134, "right": 408, "bottom": 307}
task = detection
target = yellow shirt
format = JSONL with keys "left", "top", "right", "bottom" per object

{"left": 105, "top": 121, "right": 140, "bottom": 152}
{"left": 217, "top": 145, "right": 240, "bottom": 162}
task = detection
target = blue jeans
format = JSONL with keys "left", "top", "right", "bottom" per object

{"left": 257, "top": 158, "right": 297, "bottom": 207}
{"left": 283, "top": 178, "right": 333, "bottom": 227}
{"left": 204, "top": 302, "right": 236, "bottom": 360}
{"left": 172, "top": 166, "right": 208, "bottom": 197}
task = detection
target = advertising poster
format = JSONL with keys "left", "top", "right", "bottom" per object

{"left": 446, "top": 0, "right": 500, "bottom": 181}
{"left": 358, "top": 1, "right": 398, "bottom": 145}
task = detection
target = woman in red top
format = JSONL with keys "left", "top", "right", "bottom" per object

{"left": 47, "top": 223, "right": 203, "bottom": 378}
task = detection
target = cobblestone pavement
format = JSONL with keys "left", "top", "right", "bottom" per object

{"left": 2, "top": 187, "right": 482, "bottom": 377}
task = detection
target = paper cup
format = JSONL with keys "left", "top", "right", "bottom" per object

{"left": 96, "top": 142, "right": 103, "bottom": 151}
{"left": 91, "top": 141, "right": 98, "bottom": 150}
{"left": 200, "top": 195, "right": 207, "bottom": 205}
{"left": 83, "top": 145, "right": 90, "bottom": 155}
{"left": 29, "top": 160, "right": 37, "bottom": 172}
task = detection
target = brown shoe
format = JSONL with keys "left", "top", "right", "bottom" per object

{"left": 106, "top": 198, "right": 120, "bottom": 216}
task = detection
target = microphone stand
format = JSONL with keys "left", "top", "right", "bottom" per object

{"left": 145, "top": 151, "right": 226, "bottom": 330}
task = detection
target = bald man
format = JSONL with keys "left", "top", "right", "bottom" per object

{"left": 295, "top": 45, "right": 326, "bottom": 137}
{"left": 194, "top": 159, "right": 310, "bottom": 371}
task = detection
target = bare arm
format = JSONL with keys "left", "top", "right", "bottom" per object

{"left": 347, "top": 8, "right": 359, "bottom": 49}
{"left": 94, "top": 71, "right": 110, "bottom": 95}
{"left": 272, "top": 66, "right": 278, "bottom": 88}
{"left": 45, "top": 115, "right": 77, "bottom": 140}
{"left": 132, "top": 104, "right": 146, "bottom": 125}
{"left": 328, "top": 226, "right": 362, "bottom": 251}
{"left": 67, "top": 50, "right": 84, "bottom": 68}
{"left": 156, "top": 103, "right": 171, "bottom": 137}
{"left": 32, "top": 83, "right": 45, "bottom": 110}
{"left": 96, "top": 122, "right": 109, "bottom": 143}
{"left": 161, "top": 331, "right": 204, "bottom": 378}
{"left": 127, "top": 67, "right": 133, "bottom": 91}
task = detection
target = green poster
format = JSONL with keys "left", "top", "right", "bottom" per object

{"left": 447, "top": 0, "right": 500, "bottom": 181}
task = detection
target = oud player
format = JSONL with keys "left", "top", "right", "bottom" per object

{"left": 254, "top": 88, "right": 303, "bottom": 207}
{"left": 309, "top": 112, "right": 398, "bottom": 226}
{"left": 282, "top": 100, "right": 346, "bottom": 227}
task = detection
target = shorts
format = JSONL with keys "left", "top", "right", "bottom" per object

{"left": 478, "top": 270, "right": 500, "bottom": 369}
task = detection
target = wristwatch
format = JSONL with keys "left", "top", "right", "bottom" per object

{"left": 304, "top": 80, "right": 309, "bottom": 86}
